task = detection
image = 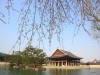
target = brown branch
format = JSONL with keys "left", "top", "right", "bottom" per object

{"left": 0, "top": 18, "right": 6, "bottom": 24}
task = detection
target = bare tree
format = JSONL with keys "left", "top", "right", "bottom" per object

{"left": 0, "top": 0, "right": 100, "bottom": 49}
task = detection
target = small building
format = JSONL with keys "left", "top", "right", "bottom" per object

{"left": 91, "top": 59, "right": 100, "bottom": 65}
{"left": 48, "top": 49, "right": 82, "bottom": 66}
{"left": 92, "top": 59, "right": 97, "bottom": 63}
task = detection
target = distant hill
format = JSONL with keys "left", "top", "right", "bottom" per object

{"left": 0, "top": 52, "right": 8, "bottom": 57}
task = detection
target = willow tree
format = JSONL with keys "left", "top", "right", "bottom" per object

{"left": 0, "top": 0, "right": 100, "bottom": 48}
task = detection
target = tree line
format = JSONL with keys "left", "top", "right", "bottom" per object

{"left": 0, "top": 46, "right": 47, "bottom": 69}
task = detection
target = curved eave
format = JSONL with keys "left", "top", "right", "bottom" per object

{"left": 49, "top": 55, "right": 83, "bottom": 60}
{"left": 69, "top": 56, "right": 83, "bottom": 59}
{"left": 49, "top": 54, "right": 66, "bottom": 59}
{"left": 61, "top": 50, "right": 83, "bottom": 59}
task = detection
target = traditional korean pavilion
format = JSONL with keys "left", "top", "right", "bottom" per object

{"left": 49, "top": 49, "right": 82, "bottom": 66}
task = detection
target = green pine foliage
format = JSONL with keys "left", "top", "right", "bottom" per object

{"left": 9, "top": 46, "right": 47, "bottom": 68}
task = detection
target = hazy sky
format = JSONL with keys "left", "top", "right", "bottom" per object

{"left": 0, "top": 0, "right": 100, "bottom": 62}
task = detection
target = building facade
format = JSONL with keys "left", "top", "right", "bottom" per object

{"left": 49, "top": 49, "right": 82, "bottom": 66}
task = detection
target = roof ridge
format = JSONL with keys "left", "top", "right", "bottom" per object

{"left": 49, "top": 49, "right": 82, "bottom": 59}
{"left": 58, "top": 49, "right": 68, "bottom": 55}
{"left": 61, "top": 49, "right": 82, "bottom": 59}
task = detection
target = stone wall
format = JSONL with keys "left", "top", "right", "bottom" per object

{"left": 0, "top": 62, "right": 10, "bottom": 67}
{"left": 90, "top": 65, "right": 100, "bottom": 68}
{"left": 43, "top": 65, "right": 100, "bottom": 69}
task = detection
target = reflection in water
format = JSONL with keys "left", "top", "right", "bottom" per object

{"left": 49, "top": 69, "right": 68, "bottom": 75}
{"left": 49, "top": 69, "right": 82, "bottom": 75}
{"left": 0, "top": 68, "right": 100, "bottom": 75}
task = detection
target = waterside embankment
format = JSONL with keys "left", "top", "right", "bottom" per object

{"left": 0, "top": 62, "right": 10, "bottom": 67}
{"left": 43, "top": 65, "right": 100, "bottom": 69}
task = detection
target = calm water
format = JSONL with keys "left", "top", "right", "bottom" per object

{"left": 0, "top": 67, "right": 100, "bottom": 75}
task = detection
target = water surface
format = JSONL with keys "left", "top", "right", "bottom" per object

{"left": 0, "top": 67, "right": 100, "bottom": 75}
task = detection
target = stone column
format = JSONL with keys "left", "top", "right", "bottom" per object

{"left": 67, "top": 62, "right": 69, "bottom": 66}
{"left": 51, "top": 62, "right": 53, "bottom": 66}
{"left": 61, "top": 62, "right": 63, "bottom": 66}
{"left": 53, "top": 62, "right": 54, "bottom": 66}
{"left": 74, "top": 60, "right": 75, "bottom": 66}
{"left": 78, "top": 60, "right": 80, "bottom": 66}
{"left": 75, "top": 60, "right": 76, "bottom": 66}
{"left": 55, "top": 62, "right": 57, "bottom": 66}
{"left": 57, "top": 62, "right": 59, "bottom": 66}
{"left": 54, "top": 62, "right": 55, "bottom": 66}
{"left": 48, "top": 60, "right": 50, "bottom": 66}
{"left": 56, "top": 62, "right": 58, "bottom": 66}
{"left": 66, "top": 61, "right": 67, "bottom": 66}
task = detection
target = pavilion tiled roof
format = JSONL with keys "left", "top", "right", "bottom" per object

{"left": 49, "top": 49, "right": 82, "bottom": 59}
{"left": 61, "top": 50, "right": 82, "bottom": 59}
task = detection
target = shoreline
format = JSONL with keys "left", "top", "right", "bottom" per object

{"left": 0, "top": 62, "right": 10, "bottom": 68}
{"left": 0, "top": 62, "right": 100, "bottom": 69}
{"left": 43, "top": 65, "right": 100, "bottom": 69}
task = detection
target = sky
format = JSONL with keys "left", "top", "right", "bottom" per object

{"left": 0, "top": 0, "right": 100, "bottom": 62}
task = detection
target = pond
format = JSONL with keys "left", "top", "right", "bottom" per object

{"left": 0, "top": 67, "right": 100, "bottom": 75}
